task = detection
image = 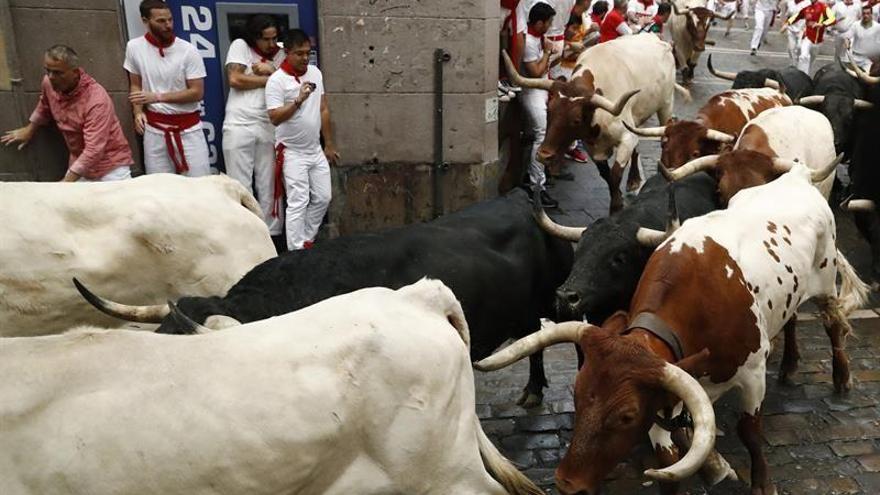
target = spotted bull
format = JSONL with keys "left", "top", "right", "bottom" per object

{"left": 504, "top": 34, "right": 689, "bottom": 213}
{"left": 707, "top": 54, "right": 814, "bottom": 101}
{"left": 625, "top": 87, "right": 791, "bottom": 170}
{"left": 477, "top": 164, "right": 869, "bottom": 495}
{"left": 669, "top": 0, "right": 733, "bottom": 81}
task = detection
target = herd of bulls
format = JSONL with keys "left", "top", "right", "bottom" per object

{"left": 1, "top": 33, "right": 880, "bottom": 495}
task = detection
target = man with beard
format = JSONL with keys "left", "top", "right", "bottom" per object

{"left": 2, "top": 45, "right": 133, "bottom": 182}
{"left": 124, "top": 0, "right": 210, "bottom": 176}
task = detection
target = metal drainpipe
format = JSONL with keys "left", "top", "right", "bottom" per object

{"left": 433, "top": 48, "right": 451, "bottom": 219}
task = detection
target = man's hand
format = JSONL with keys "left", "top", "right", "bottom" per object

{"left": 134, "top": 112, "right": 147, "bottom": 135}
{"left": 252, "top": 62, "right": 275, "bottom": 76}
{"left": 297, "top": 82, "right": 315, "bottom": 104}
{"left": 324, "top": 145, "right": 340, "bottom": 166}
{"left": 129, "top": 91, "right": 160, "bottom": 105}
{"left": 1, "top": 124, "right": 36, "bottom": 150}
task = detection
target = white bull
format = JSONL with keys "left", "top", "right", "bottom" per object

{"left": 0, "top": 174, "right": 275, "bottom": 337}
{"left": 0, "top": 279, "right": 540, "bottom": 495}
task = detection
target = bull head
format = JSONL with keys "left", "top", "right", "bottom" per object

{"left": 74, "top": 277, "right": 170, "bottom": 323}
{"left": 841, "top": 52, "right": 880, "bottom": 85}
{"left": 475, "top": 321, "right": 716, "bottom": 494}
{"left": 624, "top": 120, "right": 735, "bottom": 170}
{"left": 707, "top": 54, "right": 781, "bottom": 90}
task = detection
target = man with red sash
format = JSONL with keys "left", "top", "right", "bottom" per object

{"left": 265, "top": 29, "right": 339, "bottom": 251}
{"left": 600, "top": 0, "right": 634, "bottom": 42}
{"left": 223, "top": 14, "right": 286, "bottom": 245}
{"left": 124, "top": 0, "right": 210, "bottom": 176}
{"left": 782, "top": 0, "right": 837, "bottom": 73}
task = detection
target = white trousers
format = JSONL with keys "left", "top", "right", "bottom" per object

{"left": 751, "top": 9, "right": 774, "bottom": 49}
{"left": 77, "top": 165, "right": 132, "bottom": 182}
{"left": 144, "top": 125, "right": 211, "bottom": 177}
{"left": 223, "top": 123, "right": 281, "bottom": 235}
{"left": 740, "top": 0, "right": 751, "bottom": 19}
{"left": 798, "top": 37, "right": 820, "bottom": 74}
{"left": 787, "top": 27, "right": 803, "bottom": 62}
{"left": 282, "top": 148, "right": 331, "bottom": 250}
{"left": 834, "top": 29, "right": 854, "bottom": 61}
{"left": 520, "top": 88, "right": 548, "bottom": 191}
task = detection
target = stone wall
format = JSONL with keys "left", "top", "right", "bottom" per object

{"left": 0, "top": 0, "right": 140, "bottom": 181}
{"left": 319, "top": 0, "right": 501, "bottom": 235}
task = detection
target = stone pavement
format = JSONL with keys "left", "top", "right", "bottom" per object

{"left": 477, "top": 22, "right": 880, "bottom": 495}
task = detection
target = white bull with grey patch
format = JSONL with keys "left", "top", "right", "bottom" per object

{"left": 0, "top": 174, "right": 275, "bottom": 337}
{"left": 0, "top": 279, "right": 542, "bottom": 495}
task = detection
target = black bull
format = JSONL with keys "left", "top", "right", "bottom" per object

{"left": 79, "top": 189, "right": 573, "bottom": 407}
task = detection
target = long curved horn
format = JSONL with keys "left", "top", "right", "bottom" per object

{"left": 704, "top": 40, "right": 717, "bottom": 46}
{"left": 637, "top": 185, "right": 680, "bottom": 247}
{"left": 590, "top": 89, "right": 641, "bottom": 117}
{"left": 707, "top": 54, "right": 737, "bottom": 82}
{"left": 668, "top": 155, "right": 720, "bottom": 181}
{"left": 73, "top": 277, "right": 170, "bottom": 323}
{"left": 846, "top": 51, "right": 880, "bottom": 85}
{"left": 644, "top": 363, "right": 716, "bottom": 482}
{"left": 839, "top": 57, "right": 860, "bottom": 79}
{"left": 474, "top": 321, "right": 587, "bottom": 371}
{"left": 810, "top": 153, "right": 844, "bottom": 183}
{"left": 704, "top": 129, "right": 736, "bottom": 143}
{"left": 167, "top": 300, "right": 212, "bottom": 334}
{"left": 854, "top": 99, "right": 875, "bottom": 110}
{"left": 763, "top": 78, "right": 781, "bottom": 90}
{"left": 841, "top": 197, "right": 877, "bottom": 211}
{"left": 533, "top": 190, "right": 585, "bottom": 242}
{"left": 796, "top": 95, "right": 825, "bottom": 107}
{"left": 671, "top": 2, "right": 692, "bottom": 15}
{"left": 623, "top": 120, "right": 667, "bottom": 138}
{"left": 501, "top": 50, "right": 554, "bottom": 91}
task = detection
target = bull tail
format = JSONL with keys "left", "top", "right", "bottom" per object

{"left": 836, "top": 249, "right": 870, "bottom": 315}
{"left": 674, "top": 83, "right": 692, "bottom": 103}
{"left": 476, "top": 420, "right": 544, "bottom": 495}
{"left": 216, "top": 175, "right": 264, "bottom": 219}
{"left": 400, "top": 278, "right": 471, "bottom": 349}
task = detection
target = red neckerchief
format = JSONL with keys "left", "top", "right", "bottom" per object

{"left": 639, "top": 0, "right": 654, "bottom": 8}
{"left": 252, "top": 45, "right": 280, "bottom": 63}
{"left": 145, "top": 32, "right": 174, "bottom": 57}
{"left": 527, "top": 26, "right": 545, "bottom": 44}
{"left": 280, "top": 59, "right": 307, "bottom": 83}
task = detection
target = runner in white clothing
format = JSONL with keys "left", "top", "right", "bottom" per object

{"left": 849, "top": 4, "right": 880, "bottom": 69}
{"left": 831, "top": 0, "right": 863, "bottom": 60}
{"left": 223, "top": 14, "right": 286, "bottom": 240}
{"left": 265, "top": 29, "right": 339, "bottom": 251}
{"left": 751, "top": 0, "right": 782, "bottom": 55}
{"left": 124, "top": 0, "right": 210, "bottom": 177}
{"left": 783, "top": 0, "right": 810, "bottom": 60}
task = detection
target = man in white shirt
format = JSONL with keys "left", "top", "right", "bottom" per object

{"left": 516, "top": 0, "right": 574, "bottom": 79}
{"left": 265, "top": 29, "right": 339, "bottom": 251}
{"left": 831, "top": 0, "right": 863, "bottom": 60}
{"left": 223, "top": 14, "right": 286, "bottom": 241}
{"left": 783, "top": 0, "right": 810, "bottom": 60}
{"left": 850, "top": 3, "right": 880, "bottom": 69}
{"left": 520, "top": 2, "right": 560, "bottom": 208}
{"left": 751, "top": 0, "right": 782, "bottom": 55}
{"left": 124, "top": 0, "right": 210, "bottom": 176}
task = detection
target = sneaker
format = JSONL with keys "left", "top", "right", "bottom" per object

{"left": 499, "top": 80, "right": 522, "bottom": 93}
{"left": 565, "top": 147, "right": 589, "bottom": 163}
{"left": 750, "top": 48, "right": 756, "bottom": 56}
{"left": 539, "top": 190, "right": 559, "bottom": 209}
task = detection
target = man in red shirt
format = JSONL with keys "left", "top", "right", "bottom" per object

{"left": 600, "top": 0, "right": 634, "bottom": 42}
{"left": 782, "top": 0, "right": 836, "bottom": 73}
{"left": 2, "top": 45, "right": 133, "bottom": 181}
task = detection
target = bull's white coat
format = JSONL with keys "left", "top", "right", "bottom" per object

{"left": 737, "top": 106, "right": 837, "bottom": 198}
{"left": 572, "top": 34, "right": 676, "bottom": 170}
{"left": 0, "top": 280, "right": 519, "bottom": 495}
{"left": 669, "top": 0, "right": 711, "bottom": 69}
{"left": 0, "top": 175, "right": 275, "bottom": 337}
{"left": 664, "top": 164, "right": 854, "bottom": 414}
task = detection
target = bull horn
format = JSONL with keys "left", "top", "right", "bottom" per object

{"left": 636, "top": 185, "right": 680, "bottom": 247}
{"left": 707, "top": 54, "right": 737, "bottom": 82}
{"left": 644, "top": 363, "right": 716, "bottom": 482}
{"left": 854, "top": 99, "right": 875, "bottom": 110}
{"left": 167, "top": 300, "right": 212, "bottom": 334}
{"left": 671, "top": 2, "right": 692, "bottom": 15}
{"left": 763, "top": 78, "right": 781, "bottom": 90}
{"left": 591, "top": 89, "right": 641, "bottom": 117}
{"left": 841, "top": 197, "right": 877, "bottom": 212}
{"left": 770, "top": 157, "right": 801, "bottom": 175}
{"left": 796, "top": 95, "right": 825, "bottom": 107}
{"left": 474, "top": 321, "right": 587, "bottom": 371}
{"left": 668, "top": 155, "right": 720, "bottom": 181}
{"left": 623, "top": 120, "right": 667, "bottom": 138}
{"left": 704, "top": 129, "right": 736, "bottom": 143}
{"left": 501, "top": 49, "right": 553, "bottom": 91}
{"left": 704, "top": 39, "right": 717, "bottom": 46}
{"left": 846, "top": 51, "right": 880, "bottom": 85}
{"left": 73, "top": 277, "right": 170, "bottom": 323}
{"left": 839, "top": 58, "right": 860, "bottom": 80}
{"left": 533, "top": 190, "right": 586, "bottom": 242}
{"left": 810, "top": 153, "right": 844, "bottom": 183}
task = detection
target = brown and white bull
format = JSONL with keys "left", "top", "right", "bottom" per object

{"left": 666, "top": 106, "right": 839, "bottom": 203}
{"left": 504, "top": 34, "right": 689, "bottom": 213}
{"left": 0, "top": 174, "right": 275, "bottom": 337}
{"left": 625, "top": 87, "right": 791, "bottom": 169}
{"left": 0, "top": 279, "right": 541, "bottom": 495}
{"left": 477, "top": 164, "right": 868, "bottom": 494}
{"left": 669, "top": 0, "right": 733, "bottom": 81}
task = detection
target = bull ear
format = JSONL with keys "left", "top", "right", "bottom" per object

{"left": 674, "top": 348, "right": 712, "bottom": 379}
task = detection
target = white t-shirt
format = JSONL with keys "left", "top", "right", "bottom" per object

{"left": 832, "top": 1, "right": 862, "bottom": 33}
{"left": 223, "top": 38, "right": 286, "bottom": 127}
{"left": 265, "top": 65, "right": 324, "bottom": 154}
{"left": 786, "top": 0, "right": 809, "bottom": 30}
{"left": 628, "top": 0, "right": 659, "bottom": 20}
{"left": 548, "top": 0, "right": 576, "bottom": 36}
{"left": 755, "top": 0, "right": 779, "bottom": 12}
{"left": 852, "top": 21, "right": 880, "bottom": 67}
{"left": 522, "top": 32, "right": 549, "bottom": 96}
{"left": 123, "top": 36, "right": 206, "bottom": 116}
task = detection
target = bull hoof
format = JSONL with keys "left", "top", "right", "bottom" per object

{"left": 516, "top": 389, "right": 544, "bottom": 408}
{"left": 834, "top": 375, "right": 853, "bottom": 394}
